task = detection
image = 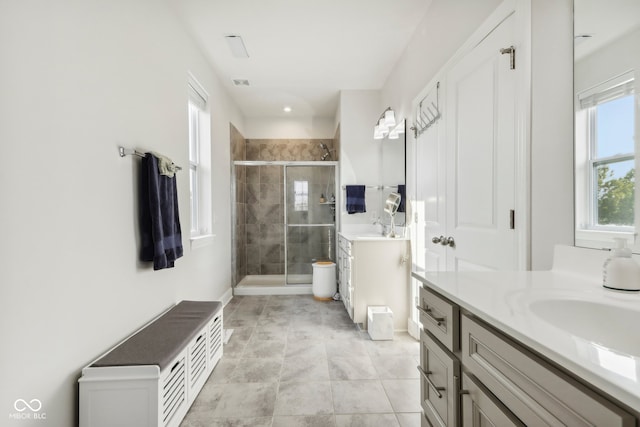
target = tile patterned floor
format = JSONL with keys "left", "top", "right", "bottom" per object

{"left": 181, "top": 295, "right": 421, "bottom": 427}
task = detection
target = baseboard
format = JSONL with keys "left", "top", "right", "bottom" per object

{"left": 219, "top": 287, "right": 234, "bottom": 306}
{"left": 407, "top": 317, "right": 420, "bottom": 340}
{"left": 233, "top": 285, "right": 313, "bottom": 296}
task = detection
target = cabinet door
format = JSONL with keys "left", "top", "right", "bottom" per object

{"left": 461, "top": 373, "right": 524, "bottom": 427}
{"left": 420, "top": 328, "right": 460, "bottom": 427}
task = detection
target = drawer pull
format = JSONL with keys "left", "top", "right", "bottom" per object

{"left": 416, "top": 305, "right": 445, "bottom": 326}
{"left": 417, "top": 366, "right": 445, "bottom": 398}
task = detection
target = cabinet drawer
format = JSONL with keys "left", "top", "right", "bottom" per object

{"left": 461, "top": 314, "right": 635, "bottom": 427}
{"left": 461, "top": 372, "right": 524, "bottom": 427}
{"left": 418, "top": 285, "right": 459, "bottom": 352}
{"left": 419, "top": 328, "right": 460, "bottom": 427}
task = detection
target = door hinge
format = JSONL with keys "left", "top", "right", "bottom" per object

{"left": 414, "top": 212, "right": 419, "bottom": 223}
{"left": 509, "top": 209, "right": 515, "bottom": 229}
{"left": 500, "top": 45, "right": 515, "bottom": 70}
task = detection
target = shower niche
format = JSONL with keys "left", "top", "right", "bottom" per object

{"left": 233, "top": 162, "right": 338, "bottom": 289}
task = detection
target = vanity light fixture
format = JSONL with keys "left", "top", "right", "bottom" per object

{"left": 283, "top": 106, "right": 292, "bottom": 113}
{"left": 388, "top": 121, "right": 405, "bottom": 139}
{"left": 373, "top": 107, "right": 397, "bottom": 139}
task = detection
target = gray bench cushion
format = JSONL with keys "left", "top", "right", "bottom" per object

{"left": 91, "top": 300, "right": 222, "bottom": 370}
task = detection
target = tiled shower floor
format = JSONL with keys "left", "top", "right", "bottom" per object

{"left": 180, "top": 295, "right": 421, "bottom": 427}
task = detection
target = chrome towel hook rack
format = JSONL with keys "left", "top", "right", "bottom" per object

{"left": 118, "top": 146, "right": 182, "bottom": 170}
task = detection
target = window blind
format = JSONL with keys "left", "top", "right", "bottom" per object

{"left": 578, "top": 74, "right": 634, "bottom": 109}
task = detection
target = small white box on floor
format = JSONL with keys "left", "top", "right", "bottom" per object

{"left": 367, "top": 306, "right": 394, "bottom": 340}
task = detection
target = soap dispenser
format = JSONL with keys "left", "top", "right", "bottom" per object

{"left": 603, "top": 238, "right": 640, "bottom": 291}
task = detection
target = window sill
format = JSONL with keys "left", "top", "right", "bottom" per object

{"left": 190, "top": 234, "right": 215, "bottom": 249}
{"left": 575, "top": 228, "right": 634, "bottom": 249}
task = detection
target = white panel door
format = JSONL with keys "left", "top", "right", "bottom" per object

{"left": 416, "top": 114, "right": 447, "bottom": 274}
{"left": 445, "top": 13, "right": 517, "bottom": 271}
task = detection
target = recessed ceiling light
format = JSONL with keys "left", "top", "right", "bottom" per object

{"left": 232, "top": 79, "right": 250, "bottom": 86}
{"left": 283, "top": 106, "right": 292, "bottom": 113}
{"left": 225, "top": 35, "right": 249, "bottom": 58}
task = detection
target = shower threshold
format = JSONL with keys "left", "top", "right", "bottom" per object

{"left": 234, "top": 274, "right": 313, "bottom": 296}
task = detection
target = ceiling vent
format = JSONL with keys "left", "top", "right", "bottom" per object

{"left": 225, "top": 35, "right": 249, "bottom": 58}
{"left": 232, "top": 79, "right": 250, "bottom": 86}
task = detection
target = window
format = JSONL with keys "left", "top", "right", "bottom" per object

{"left": 576, "top": 73, "right": 635, "bottom": 237}
{"left": 293, "top": 180, "right": 309, "bottom": 211}
{"left": 188, "top": 75, "right": 212, "bottom": 242}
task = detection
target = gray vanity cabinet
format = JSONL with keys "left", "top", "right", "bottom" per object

{"left": 461, "top": 314, "right": 635, "bottom": 427}
{"left": 417, "top": 281, "right": 636, "bottom": 427}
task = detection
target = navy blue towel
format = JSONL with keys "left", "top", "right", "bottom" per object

{"left": 346, "top": 185, "right": 366, "bottom": 214}
{"left": 397, "top": 185, "right": 406, "bottom": 213}
{"left": 139, "top": 153, "right": 183, "bottom": 270}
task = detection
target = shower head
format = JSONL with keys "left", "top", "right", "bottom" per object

{"left": 319, "top": 143, "right": 333, "bottom": 161}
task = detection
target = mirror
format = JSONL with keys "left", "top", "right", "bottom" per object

{"left": 381, "top": 119, "right": 406, "bottom": 227}
{"left": 574, "top": 0, "right": 640, "bottom": 251}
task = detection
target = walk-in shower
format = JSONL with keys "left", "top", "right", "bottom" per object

{"left": 232, "top": 161, "right": 338, "bottom": 293}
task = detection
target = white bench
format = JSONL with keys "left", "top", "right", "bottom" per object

{"left": 79, "top": 300, "right": 223, "bottom": 427}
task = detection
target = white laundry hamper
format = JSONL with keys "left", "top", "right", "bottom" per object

{"left": 312, "top": 261, "right": 336, "bottom": 301}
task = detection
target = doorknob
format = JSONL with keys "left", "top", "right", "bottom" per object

{"left": 432, "top": 235, "right": 455, "bottom": 247}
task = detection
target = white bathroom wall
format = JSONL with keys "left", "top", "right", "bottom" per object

{"left": 244, "top": 116, "right": 335, "bottom": 139}
{"left": 529, "top": 0, "right": 574, "bottom": 269}
{"left": 0, "top": 1, "right": 241, "bottom": 425}
{"left": 380, "top": 0, "right": 502, "bottom": 127}
{"left": 338, "top": 90, "right": 384, "bottom": 226}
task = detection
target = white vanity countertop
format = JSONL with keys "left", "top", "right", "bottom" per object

{"left": 415, "top": 267, "right": 640, "bottom": 412}
{"left": 339, "top": 231, "right": 410, "bottom": 241}
{"left": 338, "top": 226, "right": 409, "bottom": 241}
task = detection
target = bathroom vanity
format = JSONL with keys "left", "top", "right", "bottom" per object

{"left": 414, "top": 246, "right": 640, "bottom": 426}
{"left": 337, "top": 232, "right": 410, "bottom": 330}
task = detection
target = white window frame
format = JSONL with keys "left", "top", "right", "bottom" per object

{"left": 188, "top": 74, "right": 213, "bottom": 247}
{"left": 575, "top": 71, "right": 636, "bottom": 247}
{"left": 293, "top": 180, "right": 309, "bottom": 211}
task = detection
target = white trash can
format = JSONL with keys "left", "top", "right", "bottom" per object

{"left": 367, "top": 306, "right": 394, "bottom": 340}
{"left": 312, "top": 261, "right": 336, "bottom": 301}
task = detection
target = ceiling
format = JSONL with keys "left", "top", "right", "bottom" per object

{"left": 170, "top": 0, "right": 432, "bottom": 119}
{"left": 574, "top": 0, "right": 640, "bottom": 60}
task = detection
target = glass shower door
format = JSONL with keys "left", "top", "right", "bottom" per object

{"left": 285, "top": 165, "right": 336, "bottom": 285}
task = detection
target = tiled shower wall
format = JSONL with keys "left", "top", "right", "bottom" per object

{"left": 246, "top": 139, "right": 336, "bottom": 162}
{"left": 231, "top": 133, "right": 338, "bottom": 283}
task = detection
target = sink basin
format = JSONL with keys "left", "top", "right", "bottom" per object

{"left": 529, "top": 299, "right": 640, "bottom": 356}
